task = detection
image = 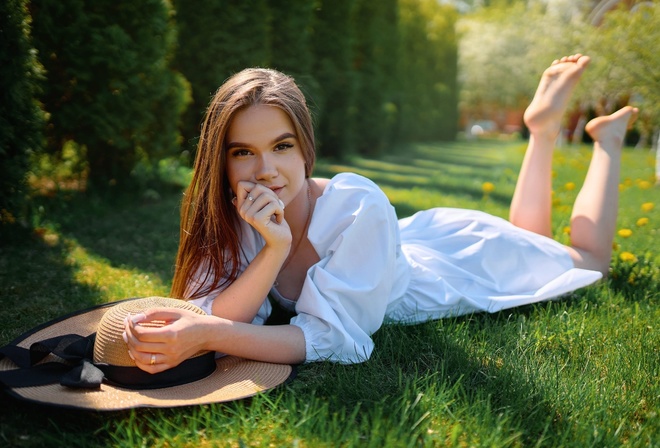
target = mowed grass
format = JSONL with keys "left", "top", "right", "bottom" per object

{"left": 1, "top": 138, "right": 658, "bottom": 447}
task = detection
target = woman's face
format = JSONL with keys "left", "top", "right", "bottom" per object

{"left": 225, "top": 105, "right": 307, "bottom": 206}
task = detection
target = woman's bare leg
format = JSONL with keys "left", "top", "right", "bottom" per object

{"left": 510, "top": 54, "right": 591, "bottom": 236}
{"left": 567, "top": 106, "right": 638, "bottom": 275}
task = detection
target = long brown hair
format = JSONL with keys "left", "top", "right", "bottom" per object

{"left": 170, "top": 68, "right": 316, "bottom": 300}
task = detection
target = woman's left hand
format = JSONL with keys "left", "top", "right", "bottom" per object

{"left": 123, "top": 307, "right": 215, "bottom": 374}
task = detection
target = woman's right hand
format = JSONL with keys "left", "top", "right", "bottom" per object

{"left": 124, "top": 307, "right": 216, "bottom": 374}
{"left": 233, "top": 181, "right": 292, "bottom": 252}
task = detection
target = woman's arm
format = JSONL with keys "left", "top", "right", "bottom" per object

{"left": 124, "top": 308, "right": 305, "bottom": 374}
{"left": 209, "top": 243, "right": 288, "bottom": 323}
{"left": 206, "top": 182, "right": 291, "bottom": 323}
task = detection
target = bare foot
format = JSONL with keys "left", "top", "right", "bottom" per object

{"left": 524, "top": 54, "right": 591, "bottom": 139}
{"left": 585, "top": 106, "right": 639, "bottom": 146}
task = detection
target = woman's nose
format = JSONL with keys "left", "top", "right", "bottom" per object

{"left": 255, "top": 154, "right": 278, "bottom": 180}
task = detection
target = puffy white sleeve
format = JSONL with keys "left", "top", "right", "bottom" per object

{"left": 291, "top": 173, "right": 404, "bottom": 364}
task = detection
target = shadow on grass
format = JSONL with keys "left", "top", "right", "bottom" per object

{"left": 314, "top": 139, "right": 521, "bottom": 211}
{"left": 0, "top": 224, "right": 111, "bottom": 446}
{"left": 0, "top": 184, "right": 185, "bottom": 446}
{"left": 29, "top": 185, "right": 183, "bottom": 287}
{"left": 0, "top": 224, "right": 104, "bottom": 343}
{"left": 290, "top": 308, "right": 579, "bottom": 445}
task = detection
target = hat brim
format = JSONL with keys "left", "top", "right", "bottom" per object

{"left": 0, "top": 299, "right": 294, "bottom": 410}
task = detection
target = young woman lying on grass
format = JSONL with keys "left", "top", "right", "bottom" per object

{"left": 124, "top": 54, "right": 638, "bottom": 369}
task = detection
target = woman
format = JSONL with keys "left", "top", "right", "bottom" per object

{"left": 124, "top": 54, "right": 638, "bottom": 371}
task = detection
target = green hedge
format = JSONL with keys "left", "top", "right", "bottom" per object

{"left": 30, "top": 0, "right": 188, "bottom": 190}
{"left": 174, "top": 0, "right": 270, "bottom": 153}
{"left": 174, "top": 0, "right": 459, "bottom": 160}
{"left": 0, "top": 0, "right": 44, "bottom": 224}
{"left": 8, "top": 1, "right": 458, "bottom": 193}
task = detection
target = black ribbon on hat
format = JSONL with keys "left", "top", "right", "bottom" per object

{"left": 0, "top": 333, "right": 216, "bottom": 390}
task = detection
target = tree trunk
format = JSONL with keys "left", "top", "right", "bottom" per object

{"left": 572, "top": 114, "right": 587, "bottom": 145}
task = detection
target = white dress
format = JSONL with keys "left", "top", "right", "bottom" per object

{"left": 191, "top": 173, "right": 602, "bottom": 364}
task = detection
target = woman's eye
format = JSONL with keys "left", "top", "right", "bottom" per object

{"left": 231, "top": 149, "right": 251, "bottom": 157}
{"left": 275, "top": 143, "right": 294, "bottom": 151}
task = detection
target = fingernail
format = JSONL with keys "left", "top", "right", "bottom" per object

{"left": 130, "top": 313, "right": 146, "bottom": 324}
{"left": 122, "top": 331, "right": 128, "bottom": 343}
{"left": 127, "top": 350, "right": 135, "bottom": 361}
{"left": 278, "top": 199, "right": 285, "bottom": 209}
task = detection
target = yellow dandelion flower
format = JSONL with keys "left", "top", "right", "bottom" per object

{"left": 636, "top": 217, "right": 649, "bottom": 227}
{"left": 618, "top": 229, "right": 633, "bottom": 238}
{"left": 619, "top": 252, "right": 638, "bottom": 262}
{"left": 564, "top": 182, "right": 576, "bottom": 191}
{"left": 641, "top": 202, "right": 654, "bottom": 212}
{"left": 637, "top": 180, "right": 652, "bottom": 190}
{"left": 482, "top": 182, "right": 495, "bottom": 194}
{"left": 562, "top": 226, "right": 571, "bottom": 235}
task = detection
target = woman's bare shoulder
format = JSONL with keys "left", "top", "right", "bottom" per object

{"left": 310, "top": 177, "right": 331, "bottom": 191}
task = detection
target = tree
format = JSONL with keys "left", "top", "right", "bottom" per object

{"left": 582, "top": 3, "right": 660, "bottom": 136}
{"left": 352, "top": 0, "right": 400, "bottom": 155}
{"left": 268, "top": 0, "right": 315, "bottom": 77}
{"left": 398, "top": 0, "right": 459, "bottom": 141}
{"left": 0, "top": 0, "right": 44, "bottom": 225}
{"left": 174, "top": 0, "right": 270, "bottom": 153}
{"left": 267, "top": 0, "right": 319, "bottom": 137}
{"left": 458, "top": 2, "right": 591, "bottom": 131}
{"left": 311, "top": 0, "right": 356, "bottom": 158}
{"left": 30, "top": 0, "right": 188, "bottom": 190}
{"left": 583, "top": 2, "right": 660, "bottom": 180}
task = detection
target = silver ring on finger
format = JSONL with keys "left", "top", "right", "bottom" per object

{"left": 150, "top": 353, "right": 157, "bottom": 365}
{"left": 247, "top": 194, "right": 254, "bottom": 202}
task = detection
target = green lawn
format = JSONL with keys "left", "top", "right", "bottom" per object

{"left": 1, "top": 139, "right": 658, "bottom": 447}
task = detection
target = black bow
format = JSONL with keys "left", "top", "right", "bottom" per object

{"left": 0, "top": 334, "right": 104, "bottom": 389}
{"left": 0, "top": 334, "right": 216, "bottom": 390}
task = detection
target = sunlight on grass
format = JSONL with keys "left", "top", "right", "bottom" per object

{"left": 2, "top": 138, "right": 659, "bottom": 447}
{"left": 67, "top": 240, "right": 170, "bottom": 300}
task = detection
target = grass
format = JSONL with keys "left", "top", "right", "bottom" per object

{"left": 1, "top": 138, "right": 659, "bottom": 447}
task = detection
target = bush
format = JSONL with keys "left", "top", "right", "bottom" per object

{"left": 398, "top": 0, "right": 458, "bottom": 141}
{"left": 174, "top": 0, "right": 270, "bottom": 154}
{"left": 29, "top": 0, "right": 188, "bottom": 191}
{"left": 311, "top": 0, "right": 356, "bottom": 159}
{"left": 0, "top": 0, "right": 44, "bottom": 225}
{"left": 353, "top": 0, "right": 400, "bottom": 155}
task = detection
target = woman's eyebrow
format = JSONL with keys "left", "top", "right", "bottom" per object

{"left": 226, "top": 140, "right": 249, "bottom": 150}
{"left": 226, "top": 132, "right": 297, "bottom": 150}
{"left": 270, "top": 132, "right": 297, "bottom": 144}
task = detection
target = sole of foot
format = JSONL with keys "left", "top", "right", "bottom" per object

{"left": 585, "top": 106, "right": 639, "bottom": 145}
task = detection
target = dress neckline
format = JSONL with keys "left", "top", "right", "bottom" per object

{"left": 269, "top": 287, "right": 297, "bottom": 312}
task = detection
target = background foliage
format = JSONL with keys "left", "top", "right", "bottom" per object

{"left": 28, "top": 0, "right": 189, "bottom": 191}
{"left": 1, "top": 0, "right": 460, "bottom": 217}
{"left": 0, "top": 0, "right": 44, "bottom": 226}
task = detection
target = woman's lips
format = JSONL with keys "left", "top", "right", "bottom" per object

{"left": 270, "top": 186, "right": 283, "bottom": 196}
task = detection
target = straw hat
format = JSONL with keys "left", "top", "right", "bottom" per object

{"left": 0, "top": 297, "right": 293, "bottom": 410}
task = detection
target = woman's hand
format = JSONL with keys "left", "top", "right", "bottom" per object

{"left": 123, "top": 307, "right": 215, "bottom": 374}
{"left": 233, "top": 181, "right": 291, "bottom": 251}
